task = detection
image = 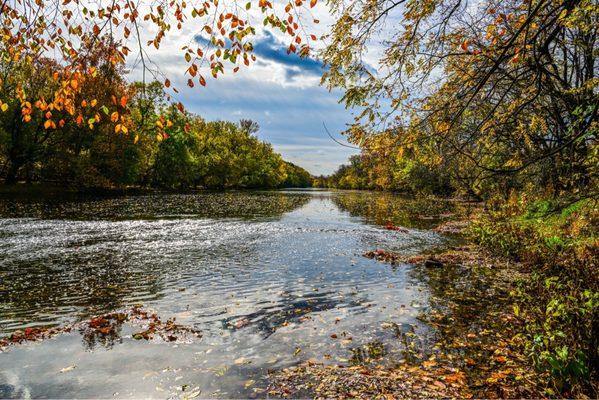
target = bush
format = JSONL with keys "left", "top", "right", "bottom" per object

{"left": 470, "top": 196, "right": 598, "bottom": 396}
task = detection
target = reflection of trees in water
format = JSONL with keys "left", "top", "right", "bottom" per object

{"left": 332, "top": 192, "right": 470, "bottom": 229}
{"left": 221, "top": 290, "right": 368, "bottom": 338}
{"left": 0, "top": 249, "right": 165, "bottom": 332}
{"left": 0, "top": 192, "right": 311, "bottom": 220}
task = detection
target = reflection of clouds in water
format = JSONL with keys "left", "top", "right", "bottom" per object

{"left": 0, "top": 371, "right": 31, "bottom": 399}
{"left": 0, "top": 190, "right": 442, "bottom": 398}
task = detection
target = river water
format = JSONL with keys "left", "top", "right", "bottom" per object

{"left": 0, "top": 189, "right": 460, "bottom": 398}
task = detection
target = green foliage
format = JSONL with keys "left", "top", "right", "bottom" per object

{"left": 0, "top": 76, "right": 312, "bottom": 190}
{"left": 318, "top": 152, "right": 453, "bottom": 195}
{"left": 281, "top": 161, "right": 312, "bottom": 188}
{"left": 470, "top": 196, "right": 599, "bottom": 395}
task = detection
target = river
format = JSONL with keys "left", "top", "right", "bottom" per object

{"left": 0, "top": 189, "right": 463, "bottom": 398}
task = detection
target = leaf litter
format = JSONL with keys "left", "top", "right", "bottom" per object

{"left": 265, "top": 244, "right": 548, "bottom": 398}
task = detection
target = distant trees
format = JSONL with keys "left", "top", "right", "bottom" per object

{"left": 0, "top": 70, "right": 312, "bottom": 189}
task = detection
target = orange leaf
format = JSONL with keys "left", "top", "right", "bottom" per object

{"left": 461, "top": 39, "right": 469, "bottom": 51}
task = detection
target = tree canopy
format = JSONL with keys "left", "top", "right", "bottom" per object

{"left": 319, "top": 0, "right": 597, "bottom": 197}
{"left": 0, "top": 0, "right": 321, "bottom": 132}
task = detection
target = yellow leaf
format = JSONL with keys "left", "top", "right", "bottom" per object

{"left": 134, "top": 134, "right": 139, "bottom": 144}
{"left": 0, "top": 103, "right": 7, "bottom": 112}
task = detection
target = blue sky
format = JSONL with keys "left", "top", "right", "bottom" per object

{"left": 184, "top": 32, "right": 359, "bottom": 175}
{"left": 136, "top": 27, "right": 360, "bottom": 176}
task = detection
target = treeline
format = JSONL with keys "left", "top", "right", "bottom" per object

{"left": 315, "top": 118, "right": 597, "bottom": 198}
{"left": 313, "top": 152, "right": 453, "bottom": 196}
{"left": 0, "top": 43, "right": 311, "bottom": 190}
{"left": 318, "top": 0, "right": 597, "bottom": 201}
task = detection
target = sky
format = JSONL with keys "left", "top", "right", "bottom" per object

{"left": 129, "top": 13, "right": 362, "bottom": 176}
{"left": 181, "top": 31, "right": 360, "bottom": 175}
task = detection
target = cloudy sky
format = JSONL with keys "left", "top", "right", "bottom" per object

{"left": 130, "top": 12, "right": 362, "bottom": 176}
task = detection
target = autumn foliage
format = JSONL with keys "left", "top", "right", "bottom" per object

{"left": 0, "top": 0, "right": 321, "bottom": 130}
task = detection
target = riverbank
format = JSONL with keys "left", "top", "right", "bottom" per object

{"left": 1, "top": 190, "right": 595, "bottom": 397}
{"left": 266, "top": 242, "right": 548, "bottom": 398}
{"left": 0, "top": 183, "right": 313, "bottom": 197}
{"left": 267, "top": 198, "right": 598, "bottom": 398}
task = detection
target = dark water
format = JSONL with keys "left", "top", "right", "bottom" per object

{"left": 0, "top": 190, "right": 458, "bottom": 398}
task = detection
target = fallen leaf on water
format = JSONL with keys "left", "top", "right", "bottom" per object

{"left": 60, "top": 365, "right": 76, "bottom": 373}
{"left": 185, "top": 390, "right": 201, "bottom": 398}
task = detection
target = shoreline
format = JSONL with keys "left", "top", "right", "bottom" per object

{"left": 0, "top": 183, "right": 315, "bottom": 197}
{"left": 265, "top": 221, "right": 550, "bottom": 398}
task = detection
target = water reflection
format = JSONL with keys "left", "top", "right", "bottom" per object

{"left": 221, "top": 290, "right": 366, "bottom": 339}
{"left": 332, "top": 191, "right": 473, "bottom": 230}
{"left": 0, "top": 191, "right": 310, "bottom": 220}
{"left": 0, "top": 190, "right": 445, "bottom": 398}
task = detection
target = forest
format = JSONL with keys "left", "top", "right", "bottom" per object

{"left": 0, "top": 42, "right": 311, "bottom": 190}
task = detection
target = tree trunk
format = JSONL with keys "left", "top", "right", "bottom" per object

{"left": 4, "top": 160, "right": 21, "bottom": 185}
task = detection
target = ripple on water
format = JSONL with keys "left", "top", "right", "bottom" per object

{"left": 0, "top": 190, "right": 449, "bottom": 398}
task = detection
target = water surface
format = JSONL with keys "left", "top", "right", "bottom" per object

{"left": 0, "top": 190, "right": 455, "bottom": 398}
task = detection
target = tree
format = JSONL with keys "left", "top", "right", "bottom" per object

{"left": 322, "top": 0, "right": 598, "bottom": 196}
{"left": 0, "top": 0, "right": 322, "bottom": 131}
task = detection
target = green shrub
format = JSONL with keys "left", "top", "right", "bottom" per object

{"left": 470, "top": 196, "right": 598, "bottom": 396}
